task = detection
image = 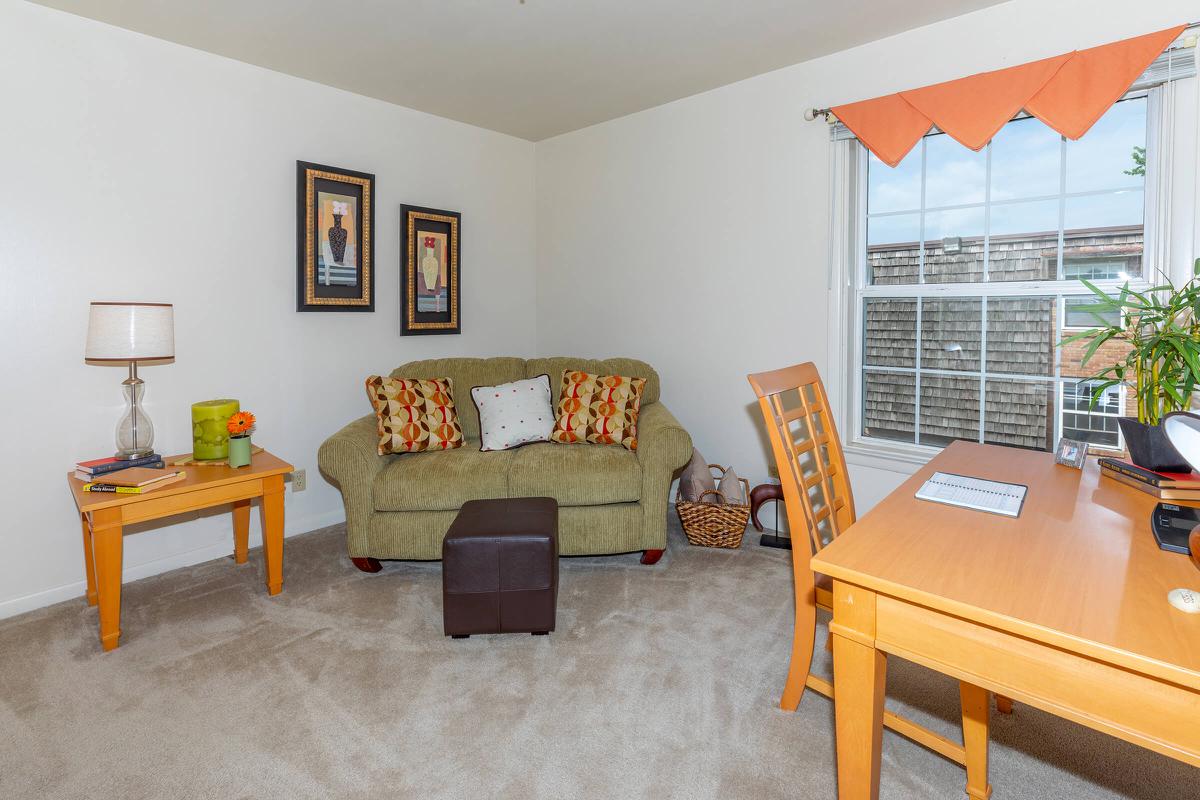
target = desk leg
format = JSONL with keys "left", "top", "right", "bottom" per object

{"left": 232, "top": 499, "right": 251, "bottom": 564}
{"left": 91, "top": 508, "right": 124, "bottom": 652}
{"left": 260, "top": 475, "right": 284, "bottom": 596}
{"left": 830, "top": 582, "right": 885, "bottom": 800}
{"left": 960, "top": 682, "right": 993, "bottom": 800}
{"left": 80, "top": 513, "right": 97, "bottom": 606}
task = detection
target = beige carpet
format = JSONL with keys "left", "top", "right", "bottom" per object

{"left": 1, "top": 515, "right": 1195, "bottom": 799}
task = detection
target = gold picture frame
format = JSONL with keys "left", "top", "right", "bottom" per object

{"left": 401, "top": 205, "right": 460, "bottom": 335}
{"left": 297, "top": 161, "right": 374, "bottom": 312}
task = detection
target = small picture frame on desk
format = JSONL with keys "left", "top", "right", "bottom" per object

{"left": 1054, "top": 437, "right": 1088, "bottom": 469}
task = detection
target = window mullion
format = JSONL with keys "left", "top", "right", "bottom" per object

{"left": 918, "top": 138, "right": 927, "bottom": 286}
{"left": 915, "top": 298, "right": 923, "bottom": 445}
{"left": 979, "top": 296, "right": 988, "bottom": 444}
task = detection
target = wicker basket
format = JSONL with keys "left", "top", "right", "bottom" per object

{"left": 676, "top": 464, "right": 751, "bottom": 548}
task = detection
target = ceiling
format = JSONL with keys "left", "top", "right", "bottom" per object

{"left": 30, "top": 0, "right": 1005, "bottom": 140}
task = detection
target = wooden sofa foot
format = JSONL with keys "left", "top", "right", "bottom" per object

{"left": 640, "top": 549, "right": 665, "bottom": 565}
{"left": 351, "top": 557, "right": 383, "bottom": 573}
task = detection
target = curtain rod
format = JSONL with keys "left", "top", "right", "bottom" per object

{"left": 804, "top": 23, "right": 1200, "bottom": 123}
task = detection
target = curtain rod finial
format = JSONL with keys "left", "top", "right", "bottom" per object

{"left": 805, "top": 107, "right": 833, "bottom": 122}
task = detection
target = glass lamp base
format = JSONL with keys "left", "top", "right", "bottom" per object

{"left": 115, "top": 364, "right": 156, "bottom": 459}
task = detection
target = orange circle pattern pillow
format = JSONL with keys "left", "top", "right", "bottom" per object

{"left": 365, "top": 376, "right": 464, "bottom": 455}
{"left": 551, "top": 370, "right": 646, "bottom": 451}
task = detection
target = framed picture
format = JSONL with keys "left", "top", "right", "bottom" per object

{"left": 297, "top": 161, "right": 375, "bottom": 312}
{"left": 401, "top": 204, "right": 460, "bottom": 335}
{"left": 1054, "top": 437, "right": 1088, "bottom": 469}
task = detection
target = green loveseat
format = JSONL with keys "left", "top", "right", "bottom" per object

{"left": 318, "top": 357, "right": 692, "bottom": 570}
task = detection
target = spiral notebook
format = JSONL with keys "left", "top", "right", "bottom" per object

{"left": 915, "top": 471, "right": 1027, "bottom": 518}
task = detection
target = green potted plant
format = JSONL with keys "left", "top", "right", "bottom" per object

{"left": 1062, "top": 259, "right": 1200, "bottom": 471}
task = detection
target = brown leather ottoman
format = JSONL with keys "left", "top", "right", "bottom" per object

{"left": 442, "top": 497, "right": 558, "bottom": 637}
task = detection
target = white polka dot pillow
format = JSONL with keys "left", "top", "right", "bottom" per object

{"left": 471, "top": 374, "right": 556, "bottom": 452}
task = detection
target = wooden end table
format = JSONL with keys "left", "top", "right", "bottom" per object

{"left": 67, "top": 449, "right": 293, "bottom": 652}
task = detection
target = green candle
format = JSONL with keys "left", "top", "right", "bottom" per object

{"left": 192, "top": 399, "right": 239, "bottom": 460}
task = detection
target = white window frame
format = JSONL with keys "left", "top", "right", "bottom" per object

{"left": 1059, "top": 379, "right": 1125, "bottom": 449}
{"left": 826, "top": 70, "right": 1199, "bottom": 473}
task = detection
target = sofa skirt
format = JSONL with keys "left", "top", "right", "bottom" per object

{"left": 367, "top": 502, "right": 646, "bottom": 560}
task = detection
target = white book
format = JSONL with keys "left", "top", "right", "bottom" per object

{"left": 915, "top": 471, "right": 1027, "bottom": 518}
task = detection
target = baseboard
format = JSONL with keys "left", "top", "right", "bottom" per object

{"left": 0, "top": 508, "right": 346, "bottom": 621}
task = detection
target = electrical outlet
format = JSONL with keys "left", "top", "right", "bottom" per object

{"left": 291, "top": 469, "right": 306, "bottom": 492}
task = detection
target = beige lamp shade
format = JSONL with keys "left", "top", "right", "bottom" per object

{"left": 85, "top": 302, "right": 175, "bottom": 361}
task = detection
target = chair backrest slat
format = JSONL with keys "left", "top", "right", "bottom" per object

{"left": 748, "top": 362, "right": 856, "bottom": 555}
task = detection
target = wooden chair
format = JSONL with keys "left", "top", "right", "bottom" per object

{"left": 748, "top": 362, "right": 1009, "bottom": 794}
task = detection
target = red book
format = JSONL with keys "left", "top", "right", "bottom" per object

{"left": 76, "top": 456, "right": 123, "bottom": 469}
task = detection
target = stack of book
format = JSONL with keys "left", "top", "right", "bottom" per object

{"left": 75, "top": 453, "right": 163, "bottom": 481}
{"left": 74, "top": 454, "right": 185, "bottom": 494}
{"left": 78, "top": 466, "right": 185, "bottom": 494}
{"left": 1098, "top": 457, "right": 1200, "bottom": 501}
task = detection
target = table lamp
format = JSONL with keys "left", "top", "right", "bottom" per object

{"left": 1162, "top": 412, "right": 1200, "bottom": 573}
{"left": 85, "top": 302, "right": 175, "bottom": 460}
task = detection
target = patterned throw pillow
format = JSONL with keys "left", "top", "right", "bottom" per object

{"left": 365, "top": 376, "right": 464, "bottom": 455}
{"left": 471, "top": 374, "right": 556, "bottom": 452}
{"left": 551, "top": 370, "right": 646, "bottom": 451}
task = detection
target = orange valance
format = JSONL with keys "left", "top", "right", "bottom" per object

{"left": 832, "top": 25, "right": 1186, "bottom": 167}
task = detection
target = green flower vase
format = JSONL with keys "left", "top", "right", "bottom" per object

{"left": 228, "top": 435, "right": 252, "bottom": 468}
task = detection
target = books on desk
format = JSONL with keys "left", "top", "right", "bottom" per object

{"left": 81, "top": 468, "right": 185, "bottom": 494}
{"left": 75, "top": 453, "right": 164, "bottom": 477}
{"left": 1098, "top": 458, "right": 1200, "bottom": 501}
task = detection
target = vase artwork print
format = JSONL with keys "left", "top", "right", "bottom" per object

{"left": 417, "top": 232, "right": 448, "bottom": 313}
{"left": 319, "top": 193, "right": 357, "bottom": 286}
{"left": 296, "top": 161, "right": 374, "bottom": 312}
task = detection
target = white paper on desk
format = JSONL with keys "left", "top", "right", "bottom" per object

{"left": 915, "top": 472, "right": 1027, "bottom": 518}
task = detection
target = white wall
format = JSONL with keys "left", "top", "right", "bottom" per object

{"left": 535, "top": 0, "right": 1200, "bottom": 529}
{"left": 0, "top": 1, "right": 536, "bottom": 617}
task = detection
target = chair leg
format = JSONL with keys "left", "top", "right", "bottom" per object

{"left": 960, "top": 682, "right": 993, "bottom": 800}
{"left": 781, "top": 565, "right": 818, "bottom": 712}
{"left": 995, "top": 694, "right": 1014, "bottom": 715}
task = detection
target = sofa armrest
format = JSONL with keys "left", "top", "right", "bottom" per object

{"left": 636, "top": 402, "right": 693, "bottom": 474}
{"left": 317, "top": 414, "right": 390, "bottom": 556}
{"left": 635, "top": 403, "right": 693, "bottom": 550}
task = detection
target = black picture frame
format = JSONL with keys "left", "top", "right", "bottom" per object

{"left": 296, "top": 161, "right": 375, "bottom": 312}
{"left": 400, "top": 204, "right": 461, "bottom": 335}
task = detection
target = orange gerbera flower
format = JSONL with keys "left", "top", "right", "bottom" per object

{"left": 227, "top": 411, "right": 256, "bottom": 435}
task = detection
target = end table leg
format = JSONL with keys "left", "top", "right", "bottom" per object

{"left": 830, "top": 582, "right": 885, "bottom": 800}
{"left": 91, "top": 509, "right": 124, "bottom": 652}
{"left": 960, "top": 682, "right": 993, "bottom": 800}
{"left": 232, "top": 498, "right": 251, "bottom": 564}
{"left": 80, "top": 513, "right": 97, "bottom": 606}
{"left": 260, "top": 475, "right": 285, "bottom": 595}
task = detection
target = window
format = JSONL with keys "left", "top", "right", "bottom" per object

{"left": 1061, "top": 380, "right": 1124, "bottom": 448}
{"left": 1062, "top": 296, "right": 1121, "bottom": 329}
{"left": 855, "top": 97, "right": 1151, "bottom": 456}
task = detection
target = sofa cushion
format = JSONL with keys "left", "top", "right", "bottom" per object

{"left": 373, "top": 446, "right": 514, "bottom": 512}
{"left": 472, "top": 374, "right": 555, "bottom": 451}
{"left": 550, "top": 369, "right": 646, "bottom": 450}
{"left": 391, "top": 358, "right": 526, "bottom": 440}
{"left": 526, "top": 357, "right": 659, "bottom": 405}
{"left": 365, "top": 376, "right": 464, "bottom": 455}
{"left": 507, "top": 442, "right": 641, "bottom": 506}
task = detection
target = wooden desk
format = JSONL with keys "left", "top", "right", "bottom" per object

{"left": 67, "top": 450, "right": 293, "bottom": 652}
{"left": 811, "top": 441, "right": 1200, "bottom": 799}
